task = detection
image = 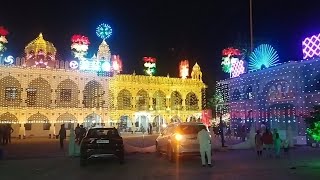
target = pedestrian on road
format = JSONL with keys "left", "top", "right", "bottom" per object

{"left": 58, "top": 124, "right": 66, "bottom": 149}
{"left": 78, "top": 125, "right": 86, "bottom": 144}
{"left": 7, "top": 124, "right": 14, "bottom": 144}
{"left": 262, "top": 128, "right": 273, "bottom": 158}
{"left": 75, "top": 124, "right": 80, "bottom": 142}
{"left": 255, "top": 130, "right": 263, "bottom": 158}
{"left": 274, "top": 133, "right": 281, "bottom": 158}
{"left": 197, "top": 126, "right": 212, "bottom": 167}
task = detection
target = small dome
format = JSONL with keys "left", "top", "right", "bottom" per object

{"left": 25, "top": 33, "right": 57, "bottom": 56}
{"left": 192, "top": 62, "right": 201, "bottom": 70}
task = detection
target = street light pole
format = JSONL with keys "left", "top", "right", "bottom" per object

{"left": 249, "top": 0, "right": 253, "bottom": 52}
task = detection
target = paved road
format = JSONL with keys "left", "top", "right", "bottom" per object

{"left": 0, "top": 148, "right": 319, "bottom": 180}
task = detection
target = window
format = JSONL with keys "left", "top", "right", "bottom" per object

{"left": 60, "top": 89, "right": 72, "bottom": 102}
{"left": 87, "top": 128, "right": 119, "bottom": 138}
{"left": 5, "top": 87, "right": 18, "bottom": 101}
{"left": 27, "top": 88, "right": 37, "bottom": 106}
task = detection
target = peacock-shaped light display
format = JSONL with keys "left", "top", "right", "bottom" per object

{"left": 248, "top": 44, "right": 280, "bottom": 71}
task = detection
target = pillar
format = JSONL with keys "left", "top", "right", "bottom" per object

{"left": 78, "top": 90, "right": 83, "bottom": 108}
{"left": 149, "top": 97, "right": 153, "bottom": 111}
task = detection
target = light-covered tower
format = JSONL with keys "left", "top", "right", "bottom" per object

{"left": 97, "top": 40, "right": 111, "bottom": 61}
{"left": 191, "top": 62, "right": 202, "bottom": 81}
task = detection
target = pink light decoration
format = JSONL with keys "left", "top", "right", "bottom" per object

{"left": 179, "top": 60, "right": 189, "bottom": 79}
{"left": 302, "top": 33, "right": 320, "bottom": 59}
{"left": 111, "top": 55, "right": 122, "bottom": 73}
{"left": 231, "top": 58, "right": 245, "bottom": 78}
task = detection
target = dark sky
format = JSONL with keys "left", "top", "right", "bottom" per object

{"left": 1, "top": 0, "right": 320, "bottom": 93}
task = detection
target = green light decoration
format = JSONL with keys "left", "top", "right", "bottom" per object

{"left": 221, "top": 57, "right": 231, "bottom": 73}
{"left": 307, "top": 122, "right": 320, "bottom": 142}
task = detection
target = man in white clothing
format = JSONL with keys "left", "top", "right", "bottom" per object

{"left": 197, "top": 126, "right": 212, "bottom": 167}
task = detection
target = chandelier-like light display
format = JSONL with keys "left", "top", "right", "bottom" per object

{"left": 302, "top": 33, "right": 320, "bottom": 59}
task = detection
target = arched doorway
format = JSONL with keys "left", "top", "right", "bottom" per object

{"left": 118, "top": 115, "right": 132, "bottom": 132}
{"left": 152, "top": 90, "right": 166, "bottom": 110}
{"left": 84, "top": 113, "right": 103, "bottom": 128}
{"left": 153, "top": 115, "right": 165, "bottom": 132}
{"left": 56, "top": 113, "right": 78, "bottom": 136}
{"left": 135, "top": 113, "right": 150, "bottom": 132}
{"left": 83, "top": 80, "right": 104, "bottom": 108}
{"left": 0, "top": 112, "right": 19, "bottom": 137}
{"left": 26, "top": 113, "right": 50, "bottom": 137}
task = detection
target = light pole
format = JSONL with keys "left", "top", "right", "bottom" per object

{"left": 249, "top": 0, "right": 253, "bottom": 52}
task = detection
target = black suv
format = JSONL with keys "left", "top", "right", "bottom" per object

{"left": 80, "top": 127, "right": 124, "bottom": 166}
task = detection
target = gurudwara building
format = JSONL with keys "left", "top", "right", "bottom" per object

{"left": 0, "top": 33, "right": 206, "bottom": 138}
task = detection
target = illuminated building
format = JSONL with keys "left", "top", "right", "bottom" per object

{"left": 0, "top": 33, "right": 206, "bottom": 137}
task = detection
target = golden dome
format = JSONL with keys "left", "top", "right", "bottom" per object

{"left": 25, "top": 33, "right": 57, "bottom": 56}
{"left": 192, "top": 62, "right": 201, "bottom": 70}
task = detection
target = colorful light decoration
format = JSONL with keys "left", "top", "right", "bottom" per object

{"left": 248, "top": 44, "right": 279, "bottom": 71}
{"left": 0, "top": 26, "right": 9, "bottom": 55}
{"left": 111, "top": 55, "right": 122, "bottom": 73}
{"left": 307, "top": 121, "right": 320, "bottom": 142}
{"left": 230, "top": 58, "right": 245, "bottom": 78}
{"left": 4, "top": 55, "right": 14, "bottom": 64}
{"left": 221, "top": 47, "right": 245, "bottom": 78}
{"left": 96, "top": 23, "right": 112, "bottom": 40}
{"left": 71, "top": 34, "right": 90, "bottom": 60}
{"left": 179, "top": 60, "right": 189, "bottom": 79}
{"left": 143, "top": 57, "right": 156, "bottom": 76}
{"left": 69, "top": 60, "right": 79, "bottom": 69}
{"left": 302, "top": 33, "right": 320, "bottom": 59}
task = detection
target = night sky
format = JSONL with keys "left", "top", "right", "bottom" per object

{"left": 1, "top": 0, "right": 320, "bottom": 93}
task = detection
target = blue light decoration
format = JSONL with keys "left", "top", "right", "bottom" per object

{"left": 96, "top": 23, "right": 112, "bottom": 40}
{"left": 4, "top": 55, "right": 14, "bottom": 65}
{"left": 248, "top": 44, "right": 280, "bottom": 71}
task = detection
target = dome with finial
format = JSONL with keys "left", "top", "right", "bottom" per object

{"left": 97, "top": 40, "right": 111, "bottom": 61}
{"left": 192, "top": 62, "right": 201, "bottom": 71}
{"left": 25, "top": 33, "right": 57, "bottom": 56}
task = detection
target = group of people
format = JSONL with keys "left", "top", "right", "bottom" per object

{"left": 255, "top": 128, "right": 289, "bottom": 158}
{"left": 0, "top": 124, "right": 14, "bottom": 145}
{"left": 58, "top": 124, "right": 87, "bottom": 149}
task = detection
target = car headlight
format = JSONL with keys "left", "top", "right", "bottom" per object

{"left": 175, "top": 134, "right": 183, "bottom": 141}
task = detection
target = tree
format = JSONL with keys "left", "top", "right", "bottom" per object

{"left": 305, "top": 105, "right": 320, "bottom": 142}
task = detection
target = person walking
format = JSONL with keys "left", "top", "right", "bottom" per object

{"left": 78, "top": 125, "right": 86, "bottom": 144}
{"left": 75, "top": 124, "right": 80, "bottom": 142}
{"left": 255, "top": 130, "right": 263, "bottom": 158}
{"left": 197, "top": 126, "right": 212, "bottom": 167}
{"left": 7, "top": 124, "right": 14, "bottom": 144}
{"left": 262, "top": 128, "right": 273, "bottom": 158}
{"left": 274, "top": 132, "right": 281, "bottom": 158}
{"left": 58, "top": 124, "right": 66, "bottom": 149}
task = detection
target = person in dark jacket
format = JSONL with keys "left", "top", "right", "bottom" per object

{"left": 59, "top": 124, "right": 67, "bottom": 149}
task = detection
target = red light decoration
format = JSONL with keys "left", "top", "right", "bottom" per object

{"left": 0, "top": 26, "right": 9, "bottom": 36}
{"left": 179, "top": 60, "right": 189, "bottom": 79}
{"left": 71, "top": 34, "right": 90, "bottom": 45}
{"left": 222, "top": 47, "right": 241, "bottom": 56}
{"left": 143, "top": 57, "right": 156, "bottom": 63}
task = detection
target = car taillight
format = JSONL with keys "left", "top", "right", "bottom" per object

{"left": 175, "top": 133, "right": 183, "bottom": 141}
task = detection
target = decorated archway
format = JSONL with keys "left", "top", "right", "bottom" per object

{"left": 171, "top": 91, "right": 182, "bottom": 110}
{"left": 185, "top": 92, "right": 198, "bottom": 110}
{"left": 117, "top": 89, "right": 132, "bottom": 110}
{"left": 0, "top": 112, "right": 19, "bottom": 137}
{"left": 83, "top": 80, "right": 104, "bottom": 108}
{"left": 152, "top": 90, "right": 166, "bottom": 110}
{"left": 27, "top": 77, "right": 51, "bottom": 107}
{"left": 0, "top": 76, "right": 21, "bottom": 107}
{"left": 26, "top": 113, "right": 51, "bottom": 137}
{"left": 56, "top": 79, "right": 79, "bottom": 107}
{"left": 153, "top": 115, "right": 165, "bottom": 132}
{"left": 83, "top": 113, "right": 103, "bottom": 128}
{"left": 118, "top": 115, "right": 132, "bottom": 132}
{"left": 136, "top": 89, "right": 149, "bottom": 111}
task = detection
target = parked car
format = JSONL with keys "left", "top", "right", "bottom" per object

{"left": 155, "top": 122, "right": 210, "bottom": 162}
{"left": 80, "top": 127, "right": 124, "bottom": 166}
